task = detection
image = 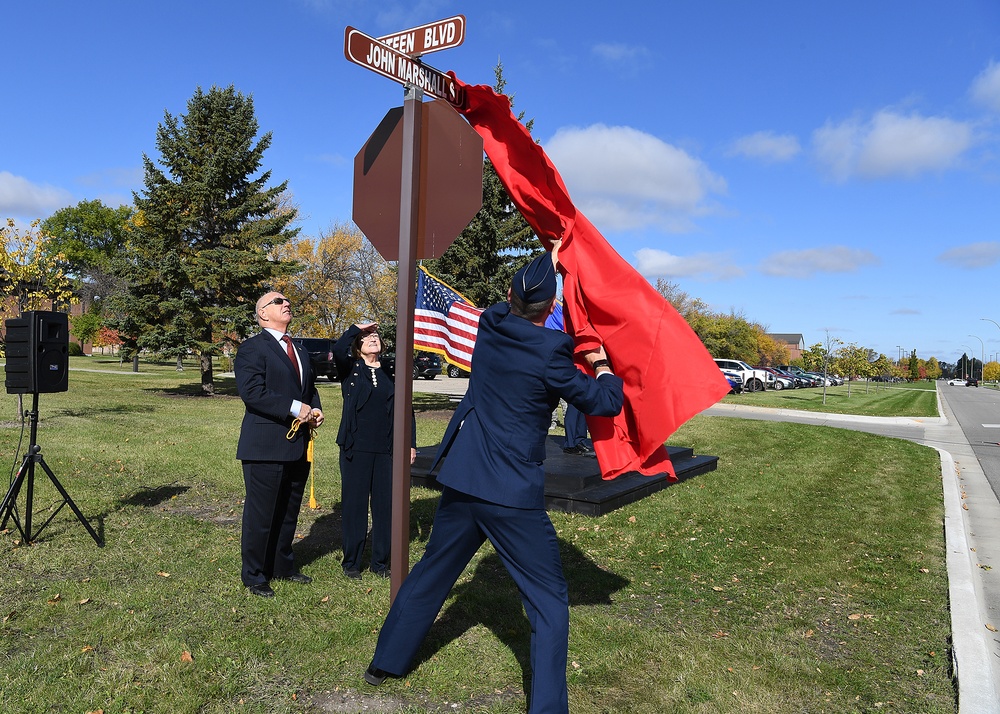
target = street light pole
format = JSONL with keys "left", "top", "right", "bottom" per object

{"left": 962, "top": 345, "right": 974, "bottom": 380}
{"left": 969, "top": 335, "right": 984, "bottom": 380}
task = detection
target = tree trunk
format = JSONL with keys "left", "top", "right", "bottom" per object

{"left": 176, "top": 355, "right": 184, "bottom": 371}
{"left": 200, "top": 352, "right": 214, "bottom": 395}
{"left": 132, "top": 354, "right": 139, "bottom": 373}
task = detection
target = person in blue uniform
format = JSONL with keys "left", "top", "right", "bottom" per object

{"left": 363, "top": 249, "right": 624, "bottom": 714}
{"left": 334, "top": 323, "right": 416, "bottom": 580}
{"left": 235, "top": 292, "right": 324, "bottom": 598}
{"left": 561, "top": 403, "right": 594, "bottom": 456}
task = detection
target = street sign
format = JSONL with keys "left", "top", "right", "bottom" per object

{"left": 345, "top": 26, "right": 459, "bottom": 103}
{"left": 377, "top": 15, "right": 465, "bottom": 56}
{"left": 353, "top": 100, "right": 483, "bottom": 260}
{"left": 343, "top": 18, "right": 477, "bottom": 601}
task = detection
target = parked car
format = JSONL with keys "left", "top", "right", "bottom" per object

{"left": 947, "top": 378, "right": 965, "bottom": 386}
{"left": 291, "top": 337, "right": 337, "bottom": 380}
{"left": 755, "top": 366, "right": 795, "bottom": 390}
{"left": 446, "top": 363, "right": 470, "bottom": 378}
{"left": 967, "top": 377, "right": 980, "bottom": 387}
{"left": 775, "top": 368, "right": 812, "bottom": 388}
{"left": 722, "top": 370, "right": 744, "bottom": 394}
{"left": 381, "top": 351, "right": 441, "bottom": 380}
{"left": 713, "top": 358, "right": 772, "bottom": 392}
{"left": 776, "top": 365, "right": 821, "bottom": 387}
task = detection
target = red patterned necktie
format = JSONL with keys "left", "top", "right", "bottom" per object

{"left": 281, "top": 335, "right": 301, "bottom": 384}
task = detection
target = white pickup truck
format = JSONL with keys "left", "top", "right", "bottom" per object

{"left": 713, "top": 358, "right": 774, "bottom": 392}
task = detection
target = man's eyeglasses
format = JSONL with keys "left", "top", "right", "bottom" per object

{"left": 261, "top": 297, "right": 290, "bottom": 308}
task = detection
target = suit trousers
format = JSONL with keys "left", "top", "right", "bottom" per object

{"left": 339, "top": 449, "right": 392, "bottom": 573}
{"left": 371, "top": 487, "right": 570, "bottom": 714}
{"left": 240, "top": 459, "right": 309, "bottom": 586}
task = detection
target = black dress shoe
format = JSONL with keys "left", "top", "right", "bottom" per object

{"left": 364, "top": 664, "right": 389, "bottom": 686}
{"left": 247, "top": 583, "right": 275, "bottom": 598}
{"left": 276, "top": 572, "right": 312, "bottom": 584}
{"left": 344, "top": 569, "right": 363, "bottom": 580}
{"left": 372, "top": 569, "right": 390, "bottom": 579}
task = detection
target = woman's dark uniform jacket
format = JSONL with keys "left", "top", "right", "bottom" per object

{"left": 333, "top": 325, "right": 416, "bottom": 454}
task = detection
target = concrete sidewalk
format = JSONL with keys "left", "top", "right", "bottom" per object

{"left": 703, "top": 394, "right": 1000, "bottom": 713}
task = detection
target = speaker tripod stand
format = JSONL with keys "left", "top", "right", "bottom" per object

{"left": 0, "top": 392, "right": 104, "bottom": 547}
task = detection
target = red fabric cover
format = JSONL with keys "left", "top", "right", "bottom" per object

{"left": 449, "top": 74, "right": 732, "bottom": 479}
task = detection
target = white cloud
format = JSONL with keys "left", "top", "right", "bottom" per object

{"left": 544, "top": 124, "right": 727, "bottom": 233}
{"left": 812, "top": 110, "right": 972, "bottom": 181}
{"left": 760, "top": 245, "right": 880, "bottom": 278}
{"left": 727, "top": 131, "right": 801, "bottom": 163}
{"left": 971, "top": 60, "right": 1000, "bottom": 113}
{"left": 0, "top": 171, "right": 75, "bottom": 219}
{"left": 634, "top": 247, "right": 743, "bottom": 280}
{"left": 936, "top": 241, "right": 1000, "bottom": 269}
{"left": 592, "top": 43, "right": 650, "bottom": 64}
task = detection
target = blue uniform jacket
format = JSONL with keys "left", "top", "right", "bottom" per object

{"left": 431, "top": 303, "right": 624, "bottom": 509}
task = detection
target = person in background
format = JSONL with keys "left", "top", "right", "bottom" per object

{"left": 544, "top": 300, "right": 595, "bottom": 457}
{"left": 561, "top": 403, "right": 595, "bottom": 456}
{"left": 235, "top": 292, "right": 324, "bottom": 598}
{"left": 363, "top": 248, "right": 623, "bottom": 714}
{"left": 334, "top": 322, "right": 416, "bottom": 580}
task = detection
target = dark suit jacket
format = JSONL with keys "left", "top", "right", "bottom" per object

{"left": 432, "top": 303, "right": 623, "bottom": 509}
{"left": 235, "top": 330, "right": 321, "bottom": 462}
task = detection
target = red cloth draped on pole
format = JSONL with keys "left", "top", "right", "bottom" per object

{"left": 448, "top": 73, "right": 732, "bottom": 480}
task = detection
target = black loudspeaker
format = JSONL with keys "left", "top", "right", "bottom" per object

{"left": 4, "top": 311, "right": 69, "bottom": 394}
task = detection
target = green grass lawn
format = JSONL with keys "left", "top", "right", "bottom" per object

{"left": 0, "top": 361, "right": 955, "bottom": 713}
{"left": 722, "top": 380, "right": 939, "bottom": 417}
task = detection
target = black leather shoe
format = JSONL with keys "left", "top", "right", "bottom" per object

{"left": 364, "top": 664, "right": 389, "bottom": 686}
{"left": 248, "top": 583, "right": 275, "bottom": 598}
{"left": 372, "top": 569, "right": 390, "bottom": 579}
{"left": 344, "top": 569, "right": 363, "bottom": 580}
{"left": 276, "top": 572, "right": 312, "bottom": 584}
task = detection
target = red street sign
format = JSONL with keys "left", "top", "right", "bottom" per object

{"left": 378, "top": 15, "right": 465, "bottom": 56}
{"left": 345, "top": 26, "right": 459, "bottom": 103}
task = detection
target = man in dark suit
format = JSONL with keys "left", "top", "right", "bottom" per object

{"left": 235, "top": 291, "right": 324, "bottom": 598}
{"left": 364, "top": 250, "right": 623, "bottom": 713}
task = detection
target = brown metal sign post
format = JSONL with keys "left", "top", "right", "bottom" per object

{"left": 390, "top": 85, "right": 420, "bottom": 602}
{"left": 345, "top": 19, "right": 480, "bottom": 603}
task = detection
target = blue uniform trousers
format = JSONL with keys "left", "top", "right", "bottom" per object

{"left": 371, "top": 487, "right": 570, "bottom": 714}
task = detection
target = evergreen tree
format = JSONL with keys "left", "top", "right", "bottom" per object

{"left": 111, "top": 85, "right": 298, "bottom": 393}
{"left": 422, "top": 62, "right": 537, "bottom": 307}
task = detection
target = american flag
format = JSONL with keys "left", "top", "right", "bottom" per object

{"left": 414, "top": 266, "right": 484, "bottom": 371}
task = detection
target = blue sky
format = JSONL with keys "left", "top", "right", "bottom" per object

{"left": 3, "top": 0, "right": 1000, "bottom": 366}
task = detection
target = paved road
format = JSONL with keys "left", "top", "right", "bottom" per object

{"left": 941, "top": 383, "right": 1000, "bottom": 498}
{"left": 706, "top": 384, "right": 1000, "bottom": 713}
